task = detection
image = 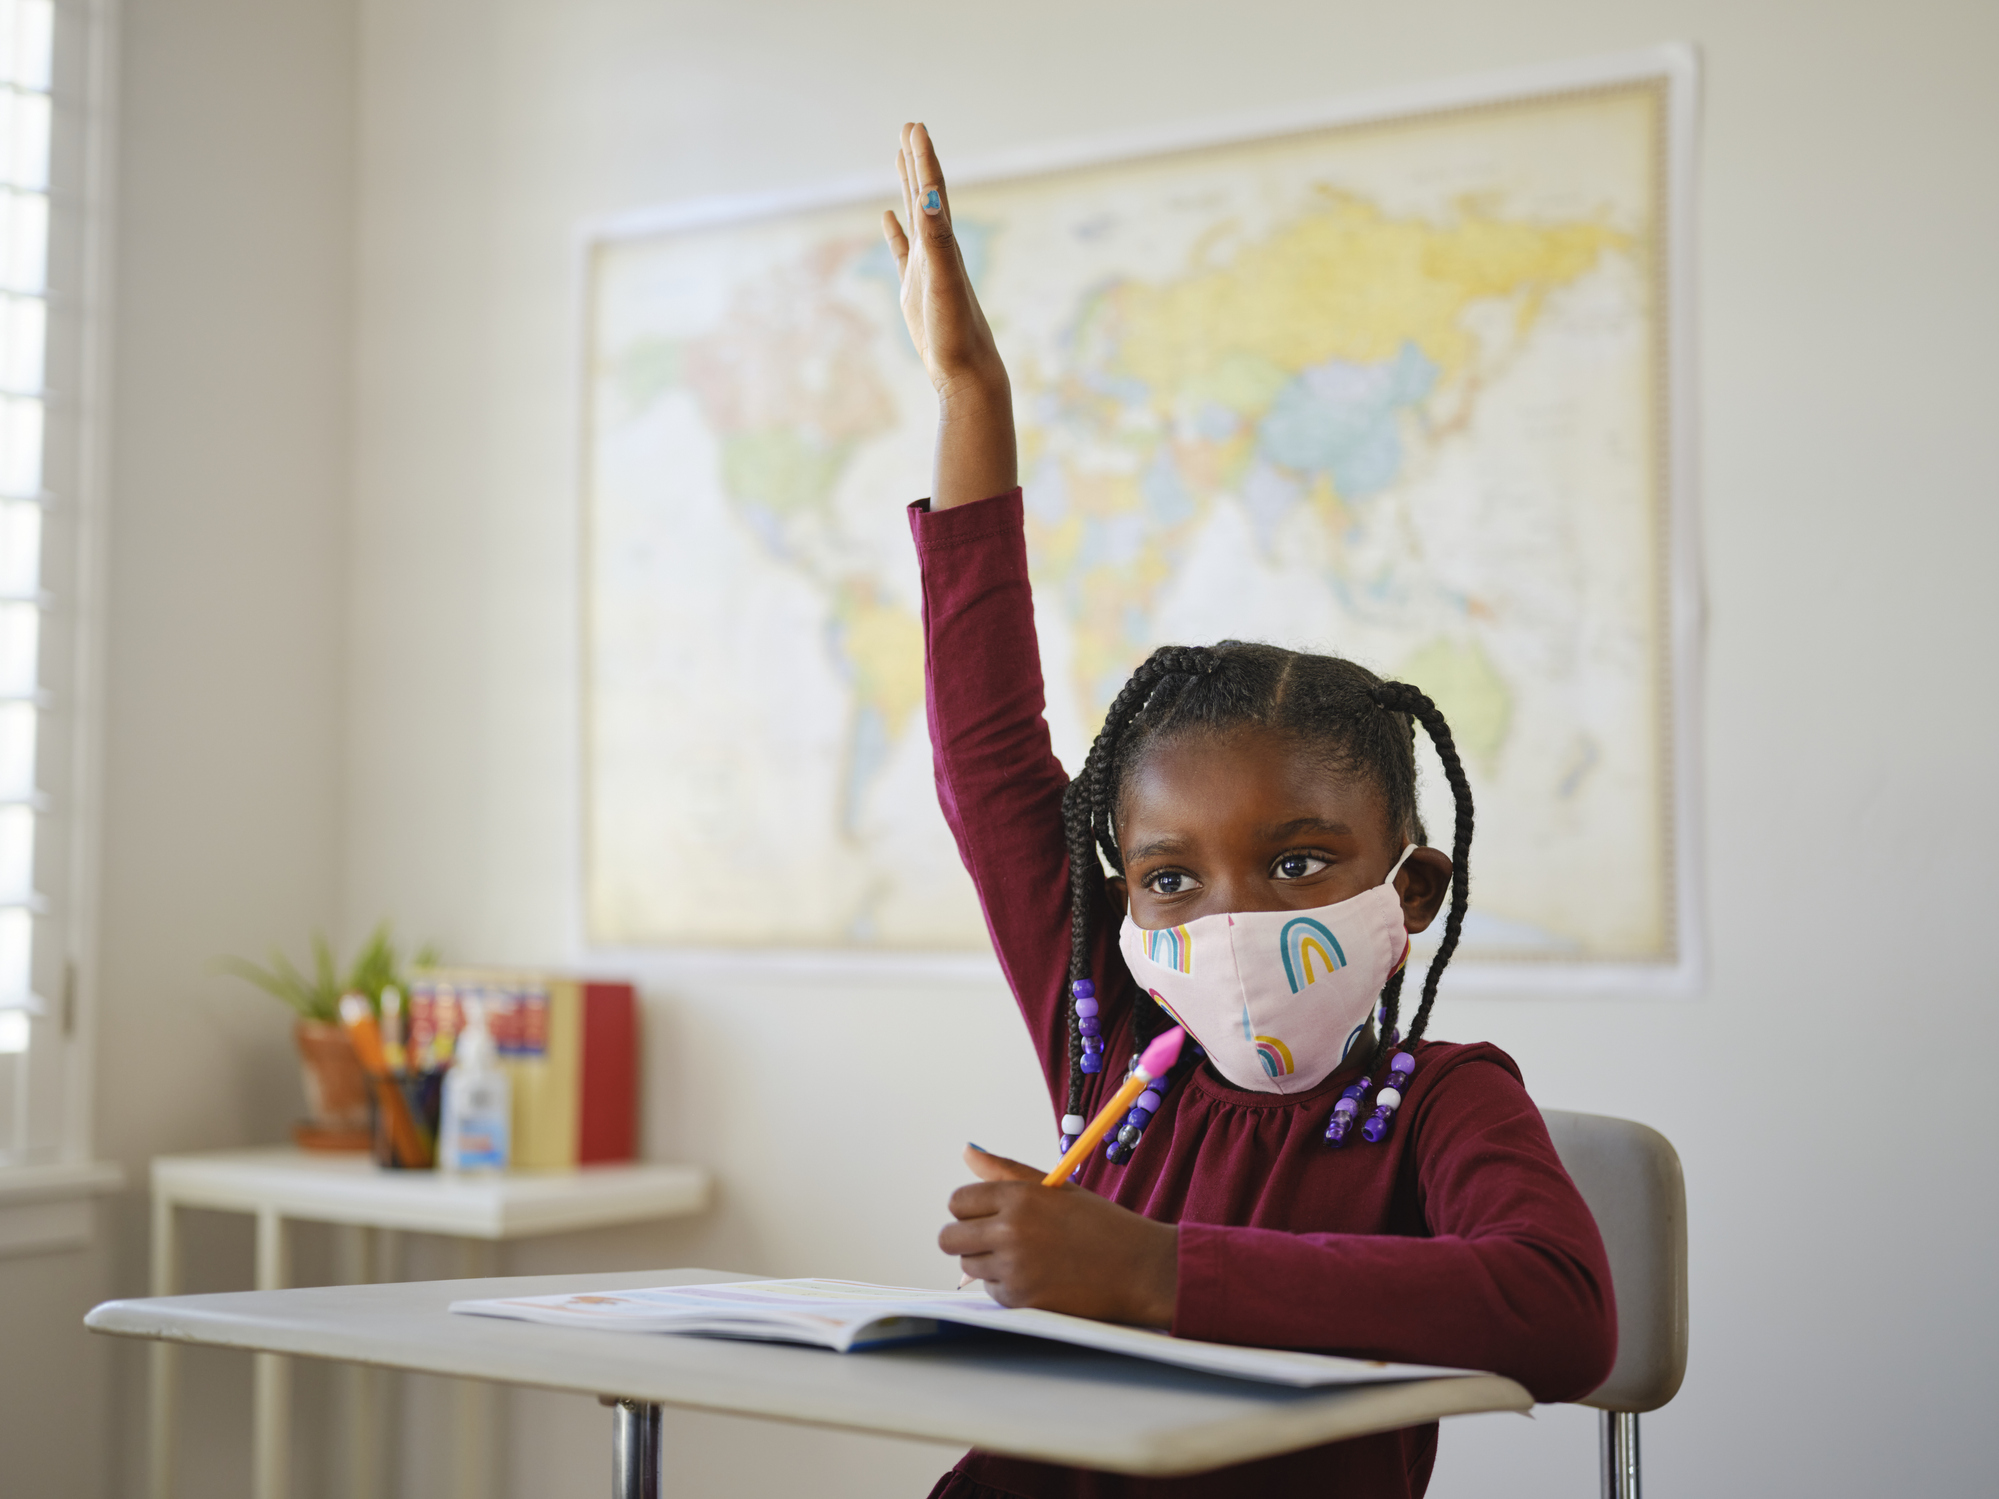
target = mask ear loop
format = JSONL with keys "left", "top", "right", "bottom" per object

{"left": 1383, "top": 842, "right": 1419, "bottom": 886}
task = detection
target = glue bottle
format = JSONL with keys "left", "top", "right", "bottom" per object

{"left": 439, "top": 999, "right": 511, "bottom": 1174}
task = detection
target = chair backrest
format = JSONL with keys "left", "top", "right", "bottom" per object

{"left": 1540, "top": 1109, "right": 1688, "bottom": 1413}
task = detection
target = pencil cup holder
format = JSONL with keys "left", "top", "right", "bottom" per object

{"left": 371, "top": 1071, "right": 443, "bottom": 1170}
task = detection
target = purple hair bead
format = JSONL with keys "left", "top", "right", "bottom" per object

{"left": 1072, "top": 980, "right": 1095, "bottom": 1000}
{"left": 1390, "top": 1052, "right": 1416, "bottom": 1076}
{"left": 1076, "top": 995, "right": 1100, "bottom": 1018}
{"left": 1325, "top": 1115, "right": 1353, "bottom": 1147}
{"left": 1361, "top": 1110, "right": 1392, "bottom": 1144}
{"left": 1333, "top": 1096, "right": 1358, "bottom": 1116}
{"left": 1079, "top": 1051, "right": 1102, "bottom": 1074}
{"left": 1078, "top": 1015, "right": 1100, "bottom": 1037}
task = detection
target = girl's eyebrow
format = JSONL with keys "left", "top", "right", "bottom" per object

{"left": 1257, "top": 816, "right": 1354, "bottom": 840}
{"left": 1123, "top": 834, "right": 1189, "bottom": 861}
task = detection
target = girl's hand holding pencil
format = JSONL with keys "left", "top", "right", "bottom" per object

{"left": 943, "top": 1030, "right": 1186, "bottom": 1329}
{"left": 943, "top": 1144, "right": 1180, "bottom": 1328}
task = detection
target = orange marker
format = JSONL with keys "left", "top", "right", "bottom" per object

{"left": 341, "top": 993, "right": 431, "bottom": 1168}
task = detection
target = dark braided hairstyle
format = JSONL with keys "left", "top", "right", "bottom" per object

{"left": 1059, "top": 642, "right": 1474, "bottom": 1123}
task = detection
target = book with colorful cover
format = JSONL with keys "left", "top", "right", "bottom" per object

{"left": 448, "top": 1278, "right": 1484, "bottom": 1388}
{"left": 409, "top": 968, "right": 637, "bottom": 1168}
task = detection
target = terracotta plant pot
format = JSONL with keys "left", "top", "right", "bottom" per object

{"left": 294, "top": 1018, "right": 371, "bottom": 1151}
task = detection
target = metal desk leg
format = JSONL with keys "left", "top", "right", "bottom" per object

{"left": 252, "top": 1208, "right": 291, "bottom": 1499}
{"left": 148, "top": 1190, "right": 179, "bottom": 1499}
{"left": 610, "top": 1400, "right": 662, "bottom": 1499}
{"left": 1599, "top": 1410, "right": 1639, "bottom": 1499}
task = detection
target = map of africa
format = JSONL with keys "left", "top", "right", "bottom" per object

{"left": 585, "top": 78, "right": 1684, "bottom": 968}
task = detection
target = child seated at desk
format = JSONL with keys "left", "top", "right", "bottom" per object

{"left": 880, "top": 123, "right": 1616, "bottom": 1499}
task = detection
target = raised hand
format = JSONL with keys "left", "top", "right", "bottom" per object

{"left": 883, "top": 123, "right": 1004, "bottom": 400}
{"left": 941, "top": 1145, "right": 1178, "bottom": 1327}
{"left": 882, "top": 123, "right": 1017, "bottom": 510}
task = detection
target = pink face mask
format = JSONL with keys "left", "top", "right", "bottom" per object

{"left": 1117, "top": 846, "right": 1416, "bottom": 1095}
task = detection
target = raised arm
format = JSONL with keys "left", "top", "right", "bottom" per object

{"left": 885, "top": 126, "right": 1127, "bottom": 1101}
{"left": 882, "top": 122, "right": 1017, "bottom": 511}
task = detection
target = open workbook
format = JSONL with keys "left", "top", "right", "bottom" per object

{"left": 450, "top": 1278, "right": 1482, "bottom": 1389}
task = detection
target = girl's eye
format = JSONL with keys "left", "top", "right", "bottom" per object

{"left": 1272, "top": 853, "right": 1329, "bottom": 881}
{"left": 1146, "top": 870, "right": 1197, "bottom": 895}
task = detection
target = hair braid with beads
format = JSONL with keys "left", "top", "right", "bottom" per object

{"left": 1362, "top": 681, "right": 1473, "bottom": 1069}
{"left": 1057, "top": 643, "right": 1474, "bottom": 1121}
{"left": 1058, "top": 648, "right": 1219, "bottom": 1123}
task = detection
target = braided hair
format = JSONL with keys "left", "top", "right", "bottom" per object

{"left": 1058, "top": 642, "right": 1474, "bottom": 1126}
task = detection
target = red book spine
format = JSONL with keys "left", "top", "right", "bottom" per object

{"left": 578, "top": 982, "right": 637, "bottom": 1163}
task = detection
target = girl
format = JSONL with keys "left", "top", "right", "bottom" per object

{"left": 882, "top": 123, "right": 1615, "bottom": 1499}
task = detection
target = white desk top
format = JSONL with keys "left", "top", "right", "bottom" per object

{"left": 88, "top": 1268, "right": 1532, "bottom": 1477}
{"left": 151, "top": 1148, "right": 709, "bottom": 1239}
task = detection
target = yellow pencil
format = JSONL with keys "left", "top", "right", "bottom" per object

{"left": 1042, "top": 1027, "right": 1186, "bottom": 1185}
{"left": 958, "top": 1027, "right": 1187, "bottom": 1288}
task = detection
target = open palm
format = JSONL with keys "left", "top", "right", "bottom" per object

{"left": 882, "top": 122, "right": 1006, "bottom": 402}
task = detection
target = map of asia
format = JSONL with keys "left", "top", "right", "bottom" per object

{"left": 584, "top": 73, "right": 1689, "bottom": 972}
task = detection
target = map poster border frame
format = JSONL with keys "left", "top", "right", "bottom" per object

{"left": 573, "top": 44, "right": 1707, "bottom": 997}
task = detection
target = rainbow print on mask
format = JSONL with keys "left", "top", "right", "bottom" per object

{"left": 1340, "top": 1019, "right": 1367, "bottom": 1061}
{"left": 1148, "top": 988, "right": 1192, "bottom": 1031}
{"left": 1255, "top": 1035, "right": 1296, "bottom": 1078}
{"left": 1144, "top": 924, "right": 1194, "bottom": 974}
{"left": 1279, "top": 917, "right": 1347, "bottom": 993}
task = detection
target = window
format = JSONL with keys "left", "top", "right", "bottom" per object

{"left": 0, "top": 0, "right": 105, "bottom": 1168}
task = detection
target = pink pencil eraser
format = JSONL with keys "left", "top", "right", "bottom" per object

{"left": 1136, "top": 1026, "right": 1186, "bottom": 1080}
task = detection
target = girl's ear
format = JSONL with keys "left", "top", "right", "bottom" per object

{"left": 1106, "top": 874, "right": 1129, "bottom": 916}
{"left": 1396, "top": 848, "right": 1454, "bottom": 934}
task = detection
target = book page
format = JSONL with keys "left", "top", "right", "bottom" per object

{"left": 451, "top": 1279, "right": 980, "bottom": 1348}
{"left": 451, "top": 1279, "right": 1485, "bottom": 1385}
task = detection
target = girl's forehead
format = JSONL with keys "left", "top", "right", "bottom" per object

{"left": 1118, "top": 726, "right": 1393, "bottom": 835}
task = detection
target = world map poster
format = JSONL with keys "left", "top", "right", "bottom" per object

{"left": 583, "top": 58, "right": 1698, "bottom": 980}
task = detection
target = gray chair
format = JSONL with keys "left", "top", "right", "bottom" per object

{"left": 1541, "top": 1110, "right": 1688, "bottom": 1499}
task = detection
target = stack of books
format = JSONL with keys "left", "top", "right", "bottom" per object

{"left": 406, "top": 968, "right": 638, "bottom": 1169}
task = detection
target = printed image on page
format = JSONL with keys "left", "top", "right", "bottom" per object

{"left": 450, "top": 1278, "right": 1488, "bottom": 1386}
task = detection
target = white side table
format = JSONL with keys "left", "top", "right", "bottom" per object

{"left": 147, "top": 1147, "right": 709, "bottom": 1499}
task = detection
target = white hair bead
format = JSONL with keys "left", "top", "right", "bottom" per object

{"left": 1061, "top": 1114, "right": 1085, "bottom": 1135}
{"left": 1376, "top": 1087, "right": 1403, "bottom": 1111}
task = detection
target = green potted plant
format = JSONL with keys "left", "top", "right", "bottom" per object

{"left": 220, "top": 922, "right": 439, "bottom": 1151}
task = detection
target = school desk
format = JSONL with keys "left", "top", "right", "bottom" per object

{"left": 88, "top": 1266, "right": 1534, "bottom": 1498}
{"left": 139, "top": 1149, "right": 710, "bottom": 1499}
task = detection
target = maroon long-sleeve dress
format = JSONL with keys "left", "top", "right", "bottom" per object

{"left": 911, "top": 490, "right": 1615, "bottom": 1499}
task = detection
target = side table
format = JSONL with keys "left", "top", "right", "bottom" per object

{"left": 147, "top": 1147, "right": 709, "bottom": 1499}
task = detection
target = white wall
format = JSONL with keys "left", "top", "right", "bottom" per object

{"left": 341, "top": 1, "right": 1999, "bottom": 1496}
{"left": 0, "top": 0, "right": 359, "bottom": 1494}
{"left": 9, "top": 0, "right": 1991, "bottom": 1494}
